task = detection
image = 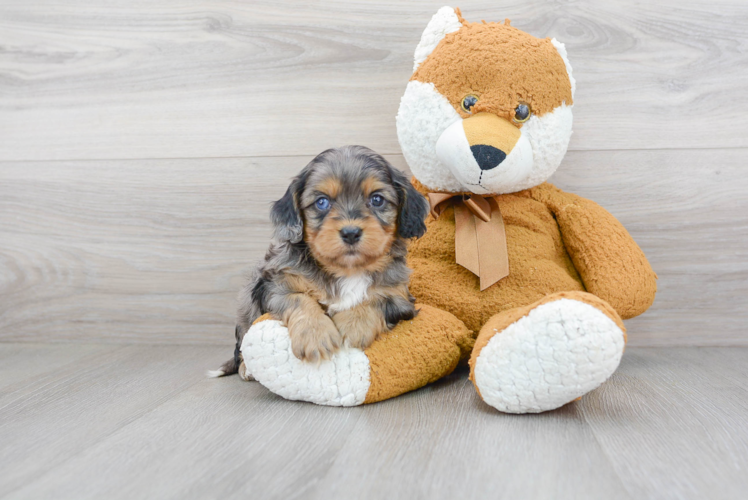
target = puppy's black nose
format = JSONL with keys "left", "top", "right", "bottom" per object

{"left": 470, "top": 145, "right": 506, "bottom": 170}
{"left": 340, "top": 226, "right": 362, "bottom": 245}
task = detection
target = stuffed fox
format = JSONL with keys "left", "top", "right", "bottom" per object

{"left": 240, "top": 7, "right": 657, "bottom": 413}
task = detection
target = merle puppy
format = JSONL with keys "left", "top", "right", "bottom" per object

{"left": 211, "top": 145, "right": 429, "bottom": 380}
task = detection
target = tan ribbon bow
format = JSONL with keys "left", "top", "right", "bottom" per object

{"left": 427, "top": 193, "right": 509, "bottom": 291}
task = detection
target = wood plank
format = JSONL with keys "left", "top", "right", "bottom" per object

{"left": 1, "top": 149, "right": 745, "bottom": 346}
{"left": 308, "top": 372, "right": 631, "bottom": 500}
{"left": 4, "top": 359, "right": 628, "bottom": 500}
{"left": 4, "top": 346, "right": 747, "bottom": 499}
{"left": 0, "top": 155, "right": 308, "bottom": 345}
{"left": 0, "top": 342, "right": 116, "bottom": 392}
{"left": 1, "top": 0, "right": 747, "bottom": 161}
{"left": 581, "top": 348, "right": 748, "bottom": 500}
{"left": 0, "top": 343, "right": 228, "bottom": 497}
{"left": 3, "top": 356, "right": 366, "bottom": 500}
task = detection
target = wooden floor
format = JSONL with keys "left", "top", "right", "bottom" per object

{"left": 2, "top": 1, "right": 748, "bottom": 498}
{"left": 0, "top": 344, "right": 746, "bottom": 500}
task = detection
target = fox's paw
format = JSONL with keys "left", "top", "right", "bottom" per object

{"left": 242, "top": 319, "right": 370, "bottom": 407}
{"left": 471, "top": 296, "right": 625, "bottom": 413}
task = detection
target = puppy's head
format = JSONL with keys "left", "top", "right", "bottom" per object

{"left": 271, "top": 146, "right": 428, "bottom": 275}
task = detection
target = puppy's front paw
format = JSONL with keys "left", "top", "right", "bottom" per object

{"left": 238, "top": 361, "right": 255, "bottom": 381}
{"left": 332, "top": 305, "right": 387, "bottom": 350}
{"left": 288, "top": 313, "right": 343, "bottom": 362}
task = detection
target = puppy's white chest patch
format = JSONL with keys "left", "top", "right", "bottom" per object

{"left": 326, "top": 274, "right": 372, "bottom": 314}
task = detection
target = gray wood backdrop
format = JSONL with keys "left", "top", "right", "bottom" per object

{"left": 1, "top": 0, "right": 746, "bottom": 346}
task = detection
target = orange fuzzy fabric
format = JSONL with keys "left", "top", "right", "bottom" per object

{"left": 407, "top": 179, "right": 657, "bottom": 335}
{"left": 411, "top": 16, "right": 572, "bottom": 123}
{"left": 363, "top": 304, "right": 473, "bottom": 404}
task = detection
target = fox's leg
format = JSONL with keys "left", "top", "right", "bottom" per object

{"left": 241, "top": 305, "right": 473, "bottom": 406}
{"left": 469, "top": 291, "right": 626, "bottom": 414}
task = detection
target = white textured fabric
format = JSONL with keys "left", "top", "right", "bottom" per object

{"left": 504, "top": 103, "right": 573, "bottom": 193}
{"left": 242, "top": 320, "right": 371, "bottom": 406}
{"left": 396, "top": 80, "right": 464, "bottom": 192}
{"left": 473, "top": 299, "right": 625, "bottom": 414}
{"left": 551, "top": 38, "right": 576, "bottom": 99}
{"left": 413, "top": 6, "right": 463, "bottom": 71}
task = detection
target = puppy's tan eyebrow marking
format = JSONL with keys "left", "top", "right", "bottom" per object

{"left": 316, "top": 176, "right": 342, "bottom": 199}
{"left": 361, "top": 177, "right": 390, "bottom": 197}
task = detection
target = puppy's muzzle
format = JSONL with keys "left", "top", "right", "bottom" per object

{"left": 340, "top": 226, "right": 362, "bottom": 245}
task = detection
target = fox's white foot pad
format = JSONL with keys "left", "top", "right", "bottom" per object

{"left": 473, "top": 299, "right": 625, "bottom": 414}
{"left": 241, "top": 320, "right": 371, "bottom": 406}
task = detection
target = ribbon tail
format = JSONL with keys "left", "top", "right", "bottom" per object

{"left": 475, "top": 198, "right": 509, "bottom": 291}
{"left": 453, "top": 203, "right": 481, "bottom": 276}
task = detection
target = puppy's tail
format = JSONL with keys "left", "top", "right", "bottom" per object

{"left": 207, "top": 355, "right": 239, "bottom": 378}
{"left": 207, "top": 326, "right": 243, "bottom": 378}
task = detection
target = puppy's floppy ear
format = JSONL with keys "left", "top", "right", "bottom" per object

{"left": 270, "top": 168, "right": 310, "bottom": 244}
{"left": 387, "top": 163, "right": 429, "bottom": 239}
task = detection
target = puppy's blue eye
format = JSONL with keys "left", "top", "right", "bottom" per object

{"left": 370, "top": 194, "right": 385, "bottom": 208}
{"left": 315, "top": 197, "right": 331, "bottom": 211}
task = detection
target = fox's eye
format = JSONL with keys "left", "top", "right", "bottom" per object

{"left": 315, "top": 197, "right": 331, "bottom": 211}
{"left": 461, "top": 94, "right": 479, "bottom": 113}
{"left": 514, "top": 103, "right": 532, "bottom": 123}
{"left": 370, "top": 194, "right": 385, "bottom": 208}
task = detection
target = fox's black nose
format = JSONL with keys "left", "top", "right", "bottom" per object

{"left": 340, "top": 226, "right": 362, "bottom": 245}
{"left": 471, "top": 145, "right": 506, "bottom": 170}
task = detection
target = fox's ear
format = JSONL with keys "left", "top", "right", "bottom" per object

{"left": 412, "top": 6, "right": 464, "bottom": 72}
{"left": 551, "top": 38, "right": 576, "bottom": 99}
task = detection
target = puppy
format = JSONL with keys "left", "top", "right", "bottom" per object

{"left": 211, "top": 145, "right": 429, "bottom": 380}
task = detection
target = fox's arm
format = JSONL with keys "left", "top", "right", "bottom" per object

{"left": 531, "top": 183, "right": 657, "bottom": 319}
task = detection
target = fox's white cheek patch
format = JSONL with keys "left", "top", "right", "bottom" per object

{"left": 473, "top": 104, "right": 574, "bottom": 194}
{"left": 519, "top": 103, "right": 574, "bottom": 187}
{"left": 434, "top": 119, "right": 479, "bottom": 188}
{"left": 396, "top": 80, "right": 464, "bottom": 193}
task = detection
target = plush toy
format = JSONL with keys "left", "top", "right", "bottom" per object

{"left": 241, "top": 6, "right": 656, "bottom": 413}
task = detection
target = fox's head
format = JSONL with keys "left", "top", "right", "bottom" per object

{"left": 396, "top": 7, "right": 575, "bottom": 194}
